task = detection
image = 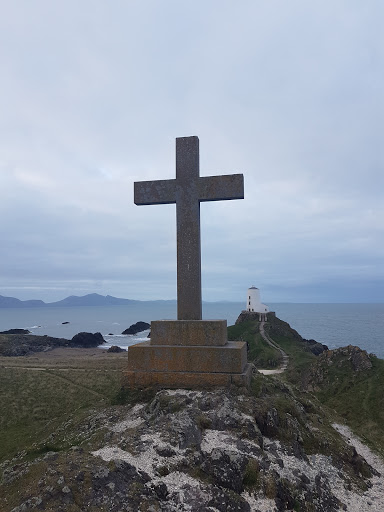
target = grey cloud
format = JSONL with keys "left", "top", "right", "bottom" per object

{"left": 0, "top": 1, "right": 382, "bottom": 302}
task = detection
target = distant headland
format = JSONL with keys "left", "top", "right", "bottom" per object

{"left": 0, "top": 293, "right": 177, "bottom": 308}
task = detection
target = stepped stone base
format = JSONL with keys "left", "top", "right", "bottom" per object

{"left": 123, "top": 364, "right": 252, "bottom": 389}
{"left": 126, "top": 340, "right": 246, "bottom": 373}
{"left": 124, "top": 319, "right": 251, "bottom": 390}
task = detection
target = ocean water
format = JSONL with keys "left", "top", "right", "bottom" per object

{"left": 0, "top": 302, "right": 383, "bottom": 359}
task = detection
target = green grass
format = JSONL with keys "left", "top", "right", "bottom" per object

{"left": 0, "top": 356, "right": 126, "bottom": 462}
{"left": 312, "top": 355, "right": 384, "bottom": 455}
{"left": 263, "top": 323, "right": 315, "bottom": 383}
{"left": 228, "top": 321, "right": 282, "bottom": 368}
{"left": 243, "top": 458, "right": 260, "bottom": 488}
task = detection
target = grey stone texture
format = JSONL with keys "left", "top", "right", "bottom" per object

{"left": 129, "top": 136, "right": 247, "bottom": 389}
{"left": 126, "top": 340, "right": 247, "bottom": 373}
{"left": 134, "top": 136, "right": 244, "bottom": 321}
{"left": 150, "top": 320, "right": 227, "bottom": 346}
{"left": 123, "top": 364, "right": 252, "bottom": 389}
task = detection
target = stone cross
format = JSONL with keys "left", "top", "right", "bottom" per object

{"left": 134, "top": 136, "right": 244, "bottom": 321}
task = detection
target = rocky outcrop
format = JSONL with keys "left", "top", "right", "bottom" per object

{"left": 335, "top": 345, "right": 373, "bottom": 372}
{"left": 122, "top": 321, "right": 150, "bottom": 335}
{"left": 302, "top": 338, "right": 329, "bottom": 355}
{"left": 301, "top": 345, "right": 373, "bottom": 392}
{"left": 107, "top": 345, "right": 126, "bottom": 353}
{"left": 0, "top": 334, "right": 70, "bottom": 356}
{"left": 69, "top": 332, "right": 105, "bottom": 348}
{"left": 0, "top": 329, "right": 31, "bottom": 335}
{"left": 235, "top": 311, "right": 262, "bottom": 324}
{"left": 1, "top": 387, "right": 380, "bottom": 511}
{"left": 0, "top": 331, "right": 105, "bottom": 356}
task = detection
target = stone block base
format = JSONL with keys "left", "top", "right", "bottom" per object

{"left": 123, "top": 363, "right": 252, "bottom": 389}
{"left": 150, "top": 319, "right": 227, "bottom": 346}
{"left": 126, "top": 341, "right": 247, "bottom": 373}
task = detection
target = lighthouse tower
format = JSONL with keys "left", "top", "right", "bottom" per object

{"left": 246, "top": 286, "right": 269, "bottom": 321}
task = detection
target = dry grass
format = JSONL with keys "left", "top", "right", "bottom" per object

{"left": 0, "top": 348, "right": 127, "bottom": 461}
{"left": 0, "top": 346, "right": 127, "bottom": 369}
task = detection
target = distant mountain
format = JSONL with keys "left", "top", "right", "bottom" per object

{"left": 0, "top": 293, "right": 139, "bottom": 308}
{"left": 0, "top": 295, "right": 46, "bottom": 308}
{"left": 46, "top": 294, "right": 138, "bottom": 307}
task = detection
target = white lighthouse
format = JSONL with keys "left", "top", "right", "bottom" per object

{"left": 246, "top": 286, "right": 269, "bottom": 321}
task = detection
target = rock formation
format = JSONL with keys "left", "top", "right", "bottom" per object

{"left": 0, "top": 332, "right": 105, "bottom": 356}
{"left": 2, "top": 387, "right": 381, "bottom": 511}
{"left": 69, "top": 332, "right": 105, "bottom": 348}
{"left": 301, "top": 345, "right": 374, "bottom": 392}
{"left": 122, "top": 321, "right": 150, "bottom": 335}
{"left": 0, "top": 334, "right": 69, "bottom": 356}
{"left": 107, "top": 345, "right": 126, "bottom": 353}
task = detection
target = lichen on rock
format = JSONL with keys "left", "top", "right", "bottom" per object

{"left": 2, "top": 384, "right": 383, "bottom": 511}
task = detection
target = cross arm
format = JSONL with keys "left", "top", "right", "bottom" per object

{"left": 198, "top": 174, "right": 244, "bottom": 202}
{"left": 134, "top": 179, "right": 177, "bottom": 205}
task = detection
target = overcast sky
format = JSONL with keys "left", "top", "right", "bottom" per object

{"left": 0, "top": 0, "right": 383, "bottom": 303}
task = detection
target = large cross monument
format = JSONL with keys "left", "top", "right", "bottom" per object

{"left": 124, "top": 136, "right": 252, "bottom": 389}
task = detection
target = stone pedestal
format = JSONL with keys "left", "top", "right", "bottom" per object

{"left": 123, "top": 320, "right": 251, "bottom": 389}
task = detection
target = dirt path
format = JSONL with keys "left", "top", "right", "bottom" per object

{"left": 257, "top": 321, "right": 289, "bottom": 375}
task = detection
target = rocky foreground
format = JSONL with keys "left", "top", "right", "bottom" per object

{"left": 2, "top": 381, "right": 383, "bottom": 511}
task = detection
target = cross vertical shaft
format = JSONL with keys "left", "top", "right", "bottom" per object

{"left": 176, "top": 137, "right": 201, "bottom": 320}
{"left": 133, "top": 135, "right": 244, "bottom": 322}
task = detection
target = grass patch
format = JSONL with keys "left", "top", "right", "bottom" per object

{"left": 266, "top": 332, "right": 315, "bottom": 381}
{"left": 313, "top": 355, "right": 384, "bottom": 455}
{"left": 111, "top": 386, "right": 156, "bottom": 406}
{"left": 243, "top": 458, "right": 260, "bottom": 488}
{"left": 249, "top": 373, "right": 263, "bottom": 397}
{"left": 26, "top": 443, "right": 64, "bottom": 458}
{"left": 0, "top": 355, "right": 125, "bottom": 462}
{"left": 228, "top": 321, "right": 282, "bottom": 369}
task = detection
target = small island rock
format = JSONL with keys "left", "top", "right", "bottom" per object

{"left": 122, "top": 321, "right": 150, "bottom": 335}
{"left": 69, "top": 332, "right": 105, "bottom": 348}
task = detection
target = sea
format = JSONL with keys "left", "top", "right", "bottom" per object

{"left": 0, "top": 302, "right": 383, "bottom": 359}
